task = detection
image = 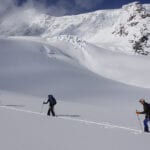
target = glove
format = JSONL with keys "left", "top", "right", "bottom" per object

{"left": 136, "top": 111, "right": 141, "bottom": 115}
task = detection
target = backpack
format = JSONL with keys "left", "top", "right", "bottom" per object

{"left": 50, "top": 95, "right": 57, "bottom": 105}
{"left": 148, "top": 103, "right": 150, "bottom": 111}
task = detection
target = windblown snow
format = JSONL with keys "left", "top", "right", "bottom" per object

{"left": 0, "top": 2, "right": 150, "bottom": 150}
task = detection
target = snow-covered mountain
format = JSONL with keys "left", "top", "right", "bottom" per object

{"left": 0, "top": 2, "right": 149, "bottom": 55}
{"left": 0, "top": 2, "right": 150, "bottom": 88}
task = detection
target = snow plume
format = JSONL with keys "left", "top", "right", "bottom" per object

{"left": 0, "top": 1, "right": 43, "bottom": 36}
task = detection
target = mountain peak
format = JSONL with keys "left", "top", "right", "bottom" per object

{"left": 113, "top": 2, "right": 150, "bottom": 55}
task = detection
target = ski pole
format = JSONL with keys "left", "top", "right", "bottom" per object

{"left": 40, "top": 103, "right": 44, "bottom": 114}
{"left": 136, "top": 110, "right": 143, "bottom": 131}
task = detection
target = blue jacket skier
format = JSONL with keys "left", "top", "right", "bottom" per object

{"left": 136, "top": 99, "right": 150, "bottom": 132}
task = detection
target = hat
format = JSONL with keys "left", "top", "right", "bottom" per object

{"left": 139, "top": 99, "right": 145, "bottom": 103}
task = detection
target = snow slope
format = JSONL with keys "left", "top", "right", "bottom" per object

{"left": 47, "top": 36, "right": 150, "bottom": 88}
{"left": 0, "top": 36, "right": 150, "bottom": 122}
{"left": 1, "top": 2, "right": 149, "bottom": 89}
{"left": 0, "top": 23, "right": 150, "bottom": 150}
{"left": 0, "top": 36, "right": 150, "bottom": 97}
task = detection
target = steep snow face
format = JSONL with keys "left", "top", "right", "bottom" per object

{"left": 1, "top": 37, "right": 150, "bottom": 99}
{"left": 42, "top": 9, "right": 120, "bottom": 39}
{"left": 112, "top": 2, "right": 150, "bottom": 55}
{"left": 47, "top": 36, "right": 150, "bottom": 88}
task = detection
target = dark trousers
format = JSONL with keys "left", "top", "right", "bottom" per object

{"left": 143, "top": 118, "right": 150, "bottom": 132}
{"left": 47, "top": 105, "right": 55, "bottom": 116}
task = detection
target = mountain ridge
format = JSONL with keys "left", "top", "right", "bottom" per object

{"left": 0, "top": 2, "right": 149, "bottom": 54}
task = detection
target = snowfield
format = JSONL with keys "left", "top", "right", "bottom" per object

{"left": 0, "top": 2, "right": 150, "bottom": 150}
{"left": 0, "top": 91, "right": 150, "bottom": 150}
{"left": 0, "top": 36, "right": 150, "bottom": 150}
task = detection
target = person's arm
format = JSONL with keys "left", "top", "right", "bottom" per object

{"left": 136, "top": 110, "right": 142, "bottom": 114}
{"left": 136, "top": 109, "right": 146, "bottom": 114}
{"left": 139, "top": 111, "right": 146, "bottom": 114}
{"left": 43, "top": 100, "right": 49, "bottom": 104}
{"left": 140, "top": 104, "right": 149, "bottom": 114}
{"left": 136, "top": 105, "right": 147, "bottom": 114}
{"left": 136, "top": 111, "right": 145, "bottom": 114}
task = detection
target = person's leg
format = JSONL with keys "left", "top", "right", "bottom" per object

{"left": 143, "top": 118, "right": 149, "bottom": 132}
{"left": 47, "top": 107, "right": 51, "bottom": 116}
{"left": 51, "top": 105, "right": 55, "bottom": 116}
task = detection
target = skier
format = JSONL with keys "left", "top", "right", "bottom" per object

{"left": 136, "top": 99, "right": 150, "bottom": 132}
{"left": 43, "top": 95, "right": 57, "bottom": 116}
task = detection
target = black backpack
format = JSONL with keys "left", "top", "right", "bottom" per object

{"left": 50, "top": 95, "right": 57, "bottom": 105}
{"left": 148, "top": 103, "right": 150, "bottom": 111}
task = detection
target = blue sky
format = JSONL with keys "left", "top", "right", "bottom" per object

{"left": 16, "top": 0, "right": 150, "bottom": 14}
{"left": 16, "top": 0, "right": 150, "bottom": 8}
{"left": 0, "top": 0, "right": 150, "bottom": 16}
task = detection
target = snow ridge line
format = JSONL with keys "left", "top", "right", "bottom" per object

{"left": 59, "top": 116, "right": 142, "bottom": 134}
{"left": 0, "top": 105, "right": 142, "bottom": 134}
{"left": 0, "top": 105, "right": 45, "bottom": 116}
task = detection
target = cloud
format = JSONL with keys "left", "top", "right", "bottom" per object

{"left": 0, "top": 0, "right": 105, "bottom": 17}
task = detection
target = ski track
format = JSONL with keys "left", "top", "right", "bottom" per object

{"left": 0, "top": 105, "right": 142, "bottom": 134}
